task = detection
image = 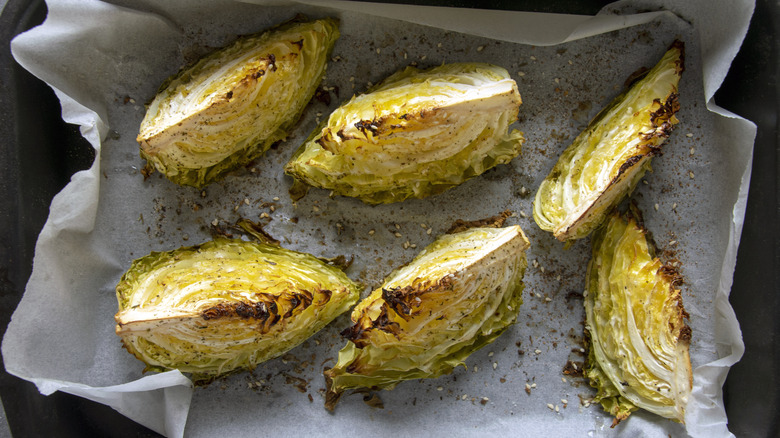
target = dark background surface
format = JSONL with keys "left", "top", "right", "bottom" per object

{"left": 0, "top": 0, "right": 776, "bottom": 436}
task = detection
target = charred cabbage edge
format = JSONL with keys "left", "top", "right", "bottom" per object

{"left": 324, "top": 225, "right": 529, "bottom": 409}
{"left": 584, "top": 209, "right": 692, "bottom": 425}
{"left": 533, "top": 40, "right": 684, "bottom": 241}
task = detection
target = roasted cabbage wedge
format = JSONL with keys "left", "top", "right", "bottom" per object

{"left": 324, "top": 225, "right": 529, "bottom": 410}
{"left": 115, "top": 238, "right": 360, "bottom": 382}
{"left": 584, "top": 208, "right": 692, "bottom": 426}
{"left": 285, "top": 63, "right": 525, "bottom": 204}
{"left": 534, "top": 40, "right": 684, "bottom": 242}
{"left": 138, "top": 17, "right": 339, "bottom": 187}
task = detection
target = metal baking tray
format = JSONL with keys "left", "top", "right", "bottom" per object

{"left": 0, "top": 0, "right": 776, "bottom": 436}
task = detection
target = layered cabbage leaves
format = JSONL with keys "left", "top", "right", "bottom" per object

{"left": 285, "top": 63, "right": 524, "bottom": 204}
{"left": 534, "top": 41, "right": 684, "bottom": 242}
{"left": 115, "top": 238, "right": 359, "bottom": 382}
{"left": 138, "top": 18, "right": 339, "bottom": 187}
{"left": 584, "top": 208, "right": 692, "bottom": 425}
{"left": 325, "top": 225, "right": 529, "bottom": 409}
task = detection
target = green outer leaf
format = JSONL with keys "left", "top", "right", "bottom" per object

{"left": 324, "top": 226, "right": 529, "bottom": 409}
{"left": 138, "top": 18, "right": 340, "bottom": 188}
{"left": 284, "top": 62, "right": 524, "bottom": 204}
{"left": 584, "top": 208, "right": 692, "bottom": 424}
{"left": 584, "top": 330, "right": 638, "bottom": 426}
{"left": 115, "top": 238, "right": 360, "bottom": 382}
{"left": 533, "top": 40, "right": 684, "bottom": 242}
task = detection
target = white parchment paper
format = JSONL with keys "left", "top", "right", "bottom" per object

{"left": 3, "top": 0, "right": 755, "bottom": 436}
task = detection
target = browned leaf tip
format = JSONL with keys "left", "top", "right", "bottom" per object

{"left": 446, "top": 210, "right": 512, "bottom": 234}
{"left": 318, "top": 254, "right": 354, "bottom": 271}
{"left": 235, "top": 218, "right": 279, "bottom": 245}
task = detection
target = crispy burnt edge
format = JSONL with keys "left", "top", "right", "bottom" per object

{"left": 226, "top": 217, "right": 281, "bottom": 245}
{"left": 316, "top": 84, "right": 521, "bottom": 150}
{"left": 200, "top": 288, "right": 330, "bottom": 331}
{"left": 288, "top": 68, "right": 522, "bottom": 205}
{"left": 552, "top": 40, "right": 684, "bottom": 242}
{"left": 325, "top": 216, "right": 520, "bottom": 410}
{"left": 624, "top": 204, "right": 690, "bottom": 336}
{"left": 122, "top": 284, "right": 335, "bottom": 384}
{"left": 314, "top": 64, "right": 521, "bottom": 151}
{"left": 120, "top": 288, "right": 335, "bottom": 384}
{"left": 115, "top": 287, "right": 326, "bottom": 336}
{"left": 340, "top": 213, "right": 515, "bottom": 346}
{"left": 622, "top": 40, "right": 685, "bottom": 90}
{"left": 312, "top": 65, "right": 432, "bottom": 150}
{"left": 316, "top": 106, "right": 440, "bottom": 150}
{"left": 340, "top": 276, "right": 455, "bottom": 349}
{"left": 582, "top": 206, "right": 691, "bottom": 427}
{"left": 446, "top": 210, "right": 512, "bottom": 234}
{"left": 115, "top": 234, "right": 344, "bottom": 382}
{"left": 323, "top": 275, "right": 455, "bottom": 411}
{"left": 554, "top": 90, "right": 681, "bottom": 242}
